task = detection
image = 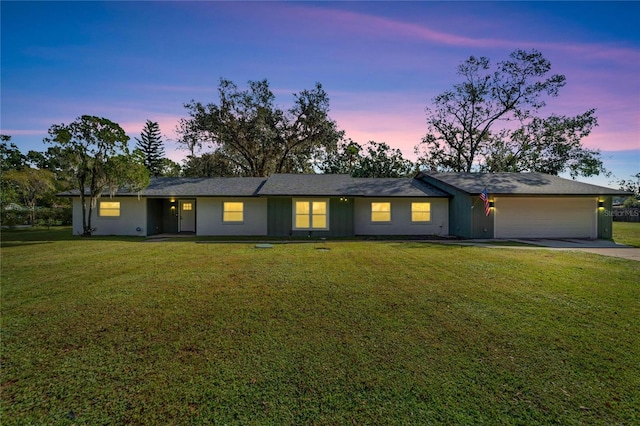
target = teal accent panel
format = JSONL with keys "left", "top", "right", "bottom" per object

{"left": 471, "top": 196, "right": 495, "bottom": 239}
{"left": 328, "top": 197, "right": 354, "bottom": 237}
{"left": 146, "top": 199, "right": 163, "bottom": 236}
{"left": 419, "top": 175, "right": 495, "bottom": 239}
{"left": 267, "top": 198, "right": 293, "bottom": 237}
{"left": 418, "top": 176, "right": 472, "bottom": 238}
{"left": 598, "top": 196, "right": 613, "bottom": 239}
{"left": 267, "top": 198, "right": 354, "bottom": 238}
{"left": 449, "top": 193, "right": 473, "bottom": 238}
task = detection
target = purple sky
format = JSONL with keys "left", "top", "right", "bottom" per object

{"left": 2, "top": 1, "right": 638, "bottom": 187}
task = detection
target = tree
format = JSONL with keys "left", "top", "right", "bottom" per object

{"left": 318, "top": 139, "right": 363, "bottom": 175}
{"left": 355, "top": 141, "right": 415, "bottom": 178}
{"left": 44, "top": 115, "right": 149, "bottom": 236}
{"left": 1, "top": 135, "right": 27, "bottom": 172}
{"left": 23, "top": 146, "right": 75, "bottom": 212}
{"left": 0, "top": 135, "right": 23, "bottom": 207}
{"left": 177, "top": 78, "right": 344, "bottom": 177}
{"left": 1, "top": 140, "right": 56, "bottom": 214}
{"left": 23, "top": 146, "right": 68, "bottom": 176}
{"left": 3, "top": 168, "right": 56, "bottom": 224}
{"left": 481, "top": 110, "right": 603, "bottom": 177}
{"left": 319, "top": 140, "right": 415, "bottom": 177}
{"left": 159, "top": 158, "right": 182, "bottom": 177}
{"left": 416, "top": 49, "right": 603, "bottom": 177}
{"left": 182, "top": 152, "right": 239, "bottom": 177}
{"left": 618, "top": 173, "right": 640, "bottom": 207}
{"left": 135, "top": 120, "right": 165, "bottom": 177}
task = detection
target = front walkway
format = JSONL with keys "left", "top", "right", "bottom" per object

{"left": 568, "top": 247, "right": 640, "bottom": 261}
{"left": 513, "top": 238, "right": 626, "bottom": 248}
{"left": 144, "top": 233, "right": 196, "bottom": 242}
{"left": 482, "top": 239, "right": 640, "bottom": 262}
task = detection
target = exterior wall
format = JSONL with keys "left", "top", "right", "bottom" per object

{"left": 267, "top": 198, "right": 293, "bottom": 237}
{"left": 471, "top": 195, "right": 495, "bottom": 239}
{"left": 597, "top": 196, "right": 613, "bottom": 239}
{"left": 494, "top": 196, "right": 597, "bottom": 239}
{"left": 146, "top": 198, "right": 162, "bottom": 236}
{"left": 353, "top": 198, "right": 449, "bottom": 236}
{"left": 72, "top": 197, "right": 147, "bottom": 236}
{"left": 417, "top": 176, "right": 472, "bottom": 238}
{"left": 267, "top": 197, "right": 355, "bottom": 238}
{"left": 328, "top": 197, "right": 355, "bottom": 237}
{"left": 197, "top": 197, "right": 268, "bottom": 236}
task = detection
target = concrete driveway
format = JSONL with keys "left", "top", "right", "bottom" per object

{"left": 495, "top": 239, "right": 640, "bottom": 262}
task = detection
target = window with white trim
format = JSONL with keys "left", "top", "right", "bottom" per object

{"left": 371, "top": 202, "right": 391, "bottom": 222}
{"left": 411, "top": 202, "right": 431, "bottom": 222}
{"left": 99, "top": 201, "right": 120, "bottom": 217}
{"left": 294, "top": 200, "right": 328, "bottom": 230}
{"left": 223, "top": 202, "right": 244, "bottom": 222}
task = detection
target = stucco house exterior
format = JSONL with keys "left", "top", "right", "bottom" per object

{"left": 65, "top": 174, "right": 450, "bottom": 238}
{"left": 62, "top": 172, "right": 628, "bottom": 239}
{"left": 418, "top": 172, "right": 627, "bottom": 240}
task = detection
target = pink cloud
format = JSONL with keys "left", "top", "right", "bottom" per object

{"left": 165, "top": 146, "right": 189, "bottom": 164}
{"left": 331, "top": 86, "right": 638, "bottom": 159}
{"left": 332, "top": 108, "right": 425, "bottom": 160}
{"left": 581, "top": 130, "right": 640, "bottom": 152}
{"left": 0, "top": 129, "right": 47, "bottom": 136}
{"left": 278, "top": 4, "right": 639, "bottom": 68}
{"left": 280, "top": 5, "right": 506, "bottom": 48}
{"left": 118, "top": 115, "right": 182, "bottom": 136}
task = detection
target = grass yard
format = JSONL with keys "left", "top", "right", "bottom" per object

{"left": 613, "top": 221, "right": 640, "bottom": 247}
{"left": 1, "top": 229, "right": 639, "bottom": 424}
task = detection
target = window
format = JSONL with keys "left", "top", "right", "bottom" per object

{"left": 371, "top": 202, "right": 391, "bottom": 222}
{"left": 223, "top": 202, "right": 244, "bottom": 222}
{"left": 411, "top": 202, "right": 431, "bottom": 222}
{"left": 181, "top": 202, "right": 193, "bottom": 211}
{"left": 294, "top": 200, "right": 328, "bottom": 230}
{"left": 99, "top": 201, "right": 120, "bottom": 217}
{"left": 311, "top": 201, "right": 327, "bottom": 229}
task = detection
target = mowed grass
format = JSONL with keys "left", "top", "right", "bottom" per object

{"left": 614, "top": 221, "right": 640, "bottom": 247}
{"left": 1, "top": 230, "right": 639, "bottom": 424}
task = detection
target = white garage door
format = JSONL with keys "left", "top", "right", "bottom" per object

{"left": 494, "top": 197, "right": 597, "bottom": 239}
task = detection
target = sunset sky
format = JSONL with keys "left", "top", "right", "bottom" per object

{"left": 2, "top": 1, "right": 638, "bottom": 187}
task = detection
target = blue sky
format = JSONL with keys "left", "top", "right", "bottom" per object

{"left": 2, "top": 1, "right": 638, "bottom": 187}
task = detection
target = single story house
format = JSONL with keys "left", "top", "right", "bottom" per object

{"left": 60, "top": 172, "right": 628, "bottom": 239}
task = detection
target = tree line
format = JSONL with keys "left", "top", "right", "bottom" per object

{"left": 3, "top": 49, "right": 636, "bottom": 234}
{"left": 177, "top": 49, "right": 607, "bottom": 179}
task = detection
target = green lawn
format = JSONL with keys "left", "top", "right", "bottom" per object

{"left": 614, "top": 221, "right": 640, "bottom": 247}
{"left": 1, "top": 229, "right": 639, "bottom": 424}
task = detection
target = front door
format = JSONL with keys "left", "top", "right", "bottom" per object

{"left": 179, "top": 200, "right": 196, "bottom": 233}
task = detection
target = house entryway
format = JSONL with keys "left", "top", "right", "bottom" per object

{"left": 146, "top": 198, "right": 196, "bottom": 236}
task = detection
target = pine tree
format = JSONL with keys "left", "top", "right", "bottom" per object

{"left": 135, "top": 120, "right": 165, "bottom": 177}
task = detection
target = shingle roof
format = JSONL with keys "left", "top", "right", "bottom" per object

{"left": 420, "top": 172, "right": 630, "bottom": 196}
{"left": 352, "top": 178, "right": 450, "bottom": 197}
{"left": 258, "top": 174, "right": 449, "bottom": 197}
{"left": 59, "top": 177, "right": 267, "bottom": 197}
{"left": 58, "top": 173, "right": 628, "bottom": 198}
{"left": 142, "top": 177, "right": 266, "bottom": 196}
{"left": 258, "top": 174, "right": 360, "bottom": 196}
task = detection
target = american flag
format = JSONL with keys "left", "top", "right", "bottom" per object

{"left": 479, "top": 188, "right": 490, "bottom": 216}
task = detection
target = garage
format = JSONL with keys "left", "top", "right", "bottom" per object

{"left": 494, "top": 196, "right": 597, "bottom": 239}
